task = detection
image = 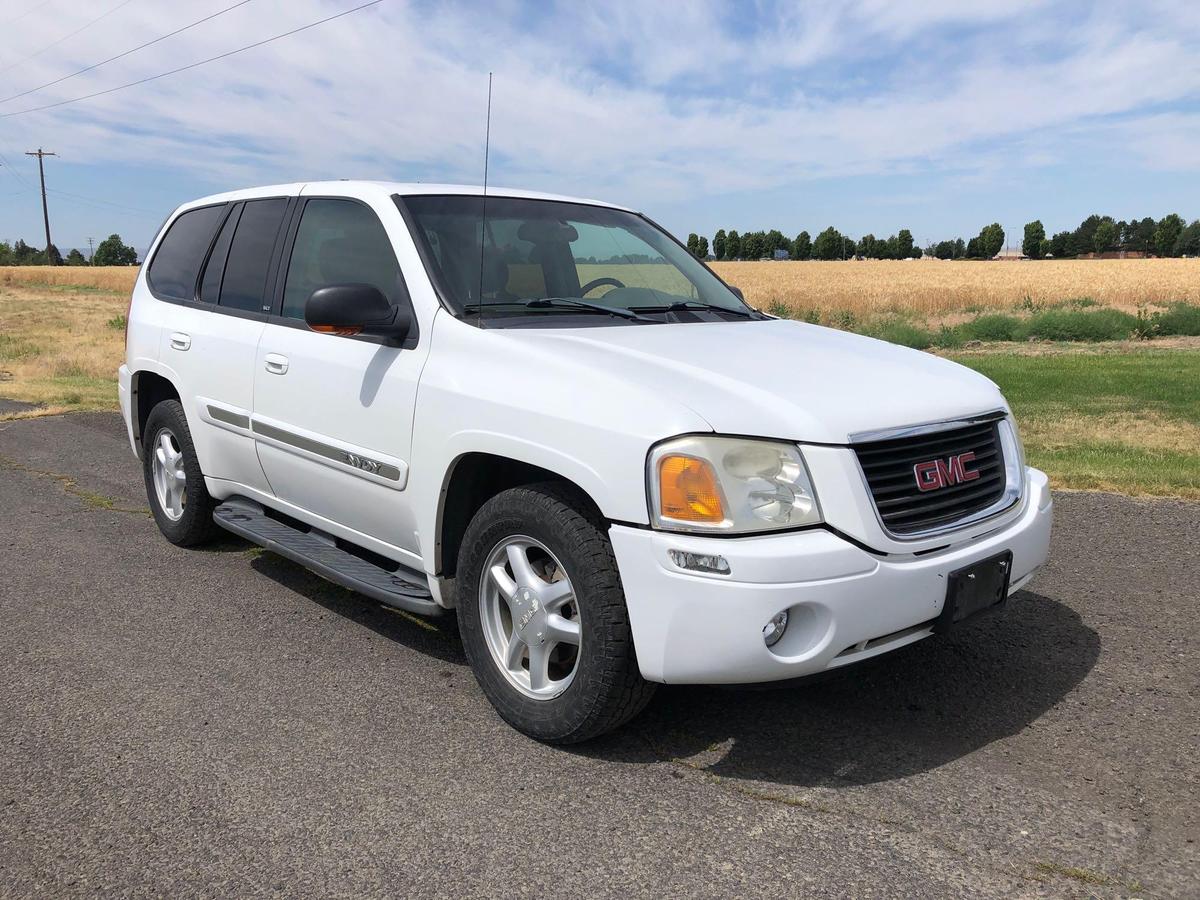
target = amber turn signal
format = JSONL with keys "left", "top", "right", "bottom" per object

{"left": 658, "top": 454, "right": 726, "bottom": 523}
{"left": 310, "top": 324, "right": 363, "bottom": 336}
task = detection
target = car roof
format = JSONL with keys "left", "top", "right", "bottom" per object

{"left": 176, "top": 181, "right": 635, "bottom": 214}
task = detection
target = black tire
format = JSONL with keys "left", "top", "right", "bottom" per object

{"left": 457, "top": 482, "right": 655, "bottom": 743}
{"left": 142, "top": 399, "right": 220, "bottom": 547}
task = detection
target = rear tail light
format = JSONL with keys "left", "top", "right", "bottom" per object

{"left": 124, "top": 293, "right": 133, "bottom": 348}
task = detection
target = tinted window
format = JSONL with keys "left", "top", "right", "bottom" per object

{"left": 281, "top": 199, "right": 404, "bottom": 319}
{"left": 219, "top": 198, "right": 288, "bottom": 313}
{"left": 147, "top": 204, "right": 224, "bottom": 300}
{"left": 198, "top": 204, "right": 239, "bottom": 303}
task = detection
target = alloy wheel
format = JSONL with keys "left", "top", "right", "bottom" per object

{"left": 478, "top": 535, "right": 581, "bottom": 700}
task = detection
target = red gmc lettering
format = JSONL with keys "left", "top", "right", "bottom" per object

{"left": 913, "top": 452, "right": 980, "bottom": 491}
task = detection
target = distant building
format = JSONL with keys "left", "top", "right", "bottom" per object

{"left": 773, "top": 248, "right": 790, "bottom": 260}
{"left": 1075, "top": 250, "right": 1152, "bottom": 260}
{"left": 993, "top": 248, "right": 1028, "bottom": 261}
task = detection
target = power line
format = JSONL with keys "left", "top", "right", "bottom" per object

{"left": 0, "top": 139, "right": 32, "bottom": 188}
{"left": 0, "top": 0, "right": 255, "bottom": 106}
{"left": 0, "top": 0, "right": 140, "bottom": 76}
{"left": 0, "top": 131, "right": 33, "bottom": 187}
{"left": 0, "top": 0, "right": 383, "bottom": 119}
{"left": 1, "top": 0, "right": 54, "bottom": 30}
{"left": 47, "top": 187, "right": 158, "bottom": 216}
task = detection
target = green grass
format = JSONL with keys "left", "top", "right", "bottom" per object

{"left": 948, "top": 350, "right": 1200, "bottom": 497}
{"left": 1022, "top": 307, "right": 1138, "bottom": 341}
{"left": 844, "top": 303, "right": 1200, "bottom": 349}
{"left": 957, "top": 314, "right": 1023, "bottom": 342}
{"left": 1153, "top": 302, "right": 1200, "bottom": 336}
{"left": 959, "top": 350, "right": 1200, "bottom": 419}
{"left": 1033, "top": 861, "right": 1113, "bottom": 886}
{"left": 0, "top": 333, "right": 42, "bottom": 361}
{"left": 863, "top": 318, "right": 934, "bottom": 349}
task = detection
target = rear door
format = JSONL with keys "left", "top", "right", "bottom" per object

{"left": 149, "top": 198, "right": 288, "bottom": 492}
{"left": 250, "top": 195, "right": 429, "bottom": 555}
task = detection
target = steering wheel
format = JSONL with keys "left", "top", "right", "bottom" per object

{"left": 579, "top": 276, "right": 625, "bottom": 296}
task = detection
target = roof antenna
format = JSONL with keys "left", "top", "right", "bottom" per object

{"left": 476, "top": 72, "right": 493, "bottom": 328}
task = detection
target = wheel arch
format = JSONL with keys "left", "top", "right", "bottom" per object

{"left": 435, "top": 451, "right": 605, "bottom": 580}
{"left": 130, "top": 369, "right": 181, "bottom": 455}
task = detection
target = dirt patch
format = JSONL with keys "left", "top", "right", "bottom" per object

{"left": 938, "top": 336, "right": 1200, "bottom": 356}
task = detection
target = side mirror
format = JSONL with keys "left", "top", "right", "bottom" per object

{"left": 728, "top": 285, "right": 745, "bottom": 302}
{"left": 304, "top": 284, "right": 411, "bottom": 341}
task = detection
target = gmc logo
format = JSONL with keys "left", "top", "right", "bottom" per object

{"left": 914, "top": 452, "right": 980, "bottom": 492}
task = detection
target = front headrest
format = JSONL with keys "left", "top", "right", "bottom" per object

{"left": 517, "top": 220, "right": 578, "bottom": 244}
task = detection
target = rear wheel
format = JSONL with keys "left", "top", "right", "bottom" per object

{"left": 457, "top": 483, "right": 654, "bottom": 743}
{"left": 142, "top": 400, "right": 219, "bottom": 547}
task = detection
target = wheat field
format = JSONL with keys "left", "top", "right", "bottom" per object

{"left": 3, "top": 259, "right": 1199, "bottom": 318}
{"left": 710, "top": 258, "right": 1200, "bottom": 317}
{"left": 0, "top": 266, "right": 138, "bottom": 293}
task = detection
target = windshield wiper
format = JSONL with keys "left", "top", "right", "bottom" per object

{"left": 633, "top": 300, "right": 759, "bottom": 319}
{"left": 521, "top": 297, "right": 653, "bottom": 322}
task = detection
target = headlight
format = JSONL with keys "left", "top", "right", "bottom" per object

{"left": 648, "top": 435, "right": 822, "bottom": 534}
{"left": 999, "top": 414, "right": 1027, "bottom": 493}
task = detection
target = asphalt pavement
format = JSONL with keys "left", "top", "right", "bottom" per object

{"left": 0, "top": 411, "right": 1196, "bottom": 898}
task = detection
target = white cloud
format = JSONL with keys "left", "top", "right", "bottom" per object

{"left": 0, "top": 0, "right": 1198, "bottom": 219}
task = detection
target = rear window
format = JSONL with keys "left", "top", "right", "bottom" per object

{"left": 219, "top": 198, "right": 288, "bottom": 313}
{"left": 147, "top": 205, "right": 225, "bottom": 300}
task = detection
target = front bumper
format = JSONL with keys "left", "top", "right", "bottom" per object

{"left": 611, "top": 467, "right": 1053, "bottom": 684}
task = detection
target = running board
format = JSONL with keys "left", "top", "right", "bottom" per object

{"left": 213, "top": 499, "right": 442, "bottom": 617}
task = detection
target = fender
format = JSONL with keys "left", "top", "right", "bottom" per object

{"left": 417, "top": 430, "right": 625, "bottom": 578}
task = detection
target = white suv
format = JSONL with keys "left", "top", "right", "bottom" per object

{"left": 119, "top": 181, "right": 1053, "bottom": 742}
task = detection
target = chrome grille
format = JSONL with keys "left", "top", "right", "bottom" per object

{"left": 854, "top": 418, "right": 1008, "bottom": 536}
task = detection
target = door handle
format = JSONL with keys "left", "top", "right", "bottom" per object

{"left": 264, "top": 353, "right": 289, "bottom": 375}
{"left": 169, "top": 332, "right": 191, "bottom": 351}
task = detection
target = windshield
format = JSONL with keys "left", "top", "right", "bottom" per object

{"left": 398, "top": 194, "right": 753, "bottom": 324}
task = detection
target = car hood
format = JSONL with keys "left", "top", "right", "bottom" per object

{"left": 498, "top": 319, "right": 1007, "bottom": 444}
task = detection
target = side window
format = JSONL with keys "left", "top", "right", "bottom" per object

{"left": 146, "top": 204, "right": 225, "bottom": 300}
{"left": 281, "top": 199, "right": 404, "bottom": 320}
{"left": 218, "top": 198, "right": 288, "bottom": 313}
{"left": 198, "top": 204, "right": 240, "bottom": 303}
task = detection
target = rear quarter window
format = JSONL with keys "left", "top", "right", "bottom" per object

{"left": 146, "top": 204, "right": 226, "bottom": 301}
{"left": 218, "top": 198, "right": 288, "bottom": 313}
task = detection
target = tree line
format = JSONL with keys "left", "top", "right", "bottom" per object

{"left": 1016, "top": 214, "right": 1199, "bottom": 260}
{"left": 0, "top": 234, "right": 139, "bottom": 267}
{"left": 689, "top": 212, "right": 1200, "bottom": 261}
{"left": 691, "top": 226, "right": 930, "bottom": 261}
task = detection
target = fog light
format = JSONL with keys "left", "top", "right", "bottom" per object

{"left": 668, "top": 549, "right": 730, "bottom": 575}
{"left": 762, "top": 610, "right": 789, "bottom": 647}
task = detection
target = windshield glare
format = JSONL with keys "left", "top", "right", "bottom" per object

{"left": 399, "top": 195, "right": 750, "bottom": 322}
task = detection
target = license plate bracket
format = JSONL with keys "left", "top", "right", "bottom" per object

{"left": 934, "top": 550, "right": 1013, "bottom": 634}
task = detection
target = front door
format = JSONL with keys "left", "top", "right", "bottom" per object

{"left": 250, "top": 196, "right": 429, "bottom": 556}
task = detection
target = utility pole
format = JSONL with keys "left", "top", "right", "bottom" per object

{"left": 25, "top": 148, "right": 57, "bottom": 264}
{"left": 87, "top": 237, "right": 94, "bottom": 263}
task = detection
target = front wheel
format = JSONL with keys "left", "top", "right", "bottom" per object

{"left": 456, "top": 483, "right": 654, "bottom": 743}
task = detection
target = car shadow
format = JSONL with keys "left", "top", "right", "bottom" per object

{"left": 248, "top": 551, "right": 467, "bottom": 666}
{"left": 233, "top": 549, "right": 1098, "bottom": 784}
{"left": 575, "top": 590, "right": 1099, "bottom": 787}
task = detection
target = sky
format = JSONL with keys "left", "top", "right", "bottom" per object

{"left": 0, "top": 0, "right": 1198, "bottom": 254}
